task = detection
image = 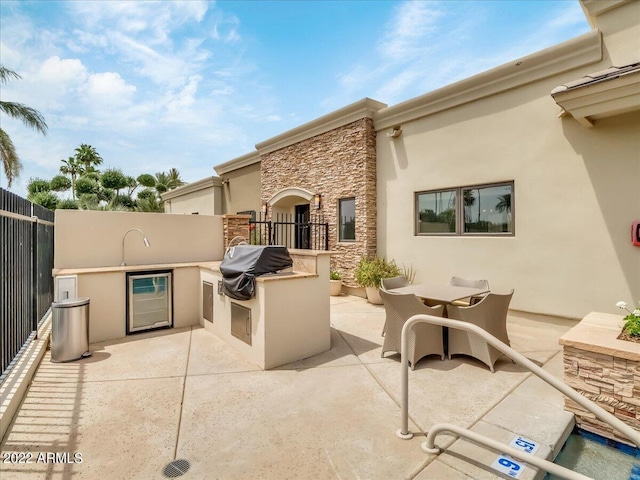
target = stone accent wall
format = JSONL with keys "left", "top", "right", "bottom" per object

{"left": 563, "top": 345, "right": 640, "bottom": 445}
{"left": 260, "top": 118, "right": 377, "bottom": 287}
{"left": 560, "top": 313, "right": 640, "bottom": 446}
{"left": 222, "top": 214, "right": 251, "bottom": 249}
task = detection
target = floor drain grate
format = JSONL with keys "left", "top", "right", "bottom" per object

{"left": 163, "top": 459, "right": 191, "bottom": 478}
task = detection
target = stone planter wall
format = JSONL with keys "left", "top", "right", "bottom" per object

{"left": 560, "top": 312, "right": 640, "bottom": 446}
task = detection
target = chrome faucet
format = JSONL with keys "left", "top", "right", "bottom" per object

{"left": 121, "top": 228, "right": 151, "bottom": 266}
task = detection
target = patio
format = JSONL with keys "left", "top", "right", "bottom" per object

{"left": 1, "top": 295, "right": 575, "bottom": 479}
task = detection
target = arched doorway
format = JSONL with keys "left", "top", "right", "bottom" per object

{"left": 267, "top": 187, "right": 314, "bottom": 249}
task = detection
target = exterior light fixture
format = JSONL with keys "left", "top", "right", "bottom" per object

{"left": 314, "top": 194, "right": 322, "bottom": 210}
{"left": 261, "top": 201, "right": 268, "bottom": 216}
{"left": 121, "top": 228, "right": 151, "bottom": 266}
{"left": 387, "top": 126, "right": 402, "bottom": 138}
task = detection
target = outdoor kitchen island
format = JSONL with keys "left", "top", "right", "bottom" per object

{"left": 199, "top": 249, "right": 335, "bottom": 369}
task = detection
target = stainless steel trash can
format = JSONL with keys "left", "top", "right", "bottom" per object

{"left": 51, "top": 297, "right": 92, "bottom": 362}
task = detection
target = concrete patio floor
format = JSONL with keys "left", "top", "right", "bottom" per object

{"left": 1, "top": 295, "right": 576, "bottom": 480}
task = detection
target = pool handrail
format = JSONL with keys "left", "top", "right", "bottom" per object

{"left": 422, "top": 423, "right": 593, "bottom": 480}
{"left": 396, "top": 314, "right": 640, "bottom": 450}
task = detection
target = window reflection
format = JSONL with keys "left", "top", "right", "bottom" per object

{"left": 339, "top": 198, "right": 355, "bottom": 241}
{"left": 417, "top": 190, "right": 456, "bottom": 233}
{"left": 463, "top": 185, "right": 512, "bottom": 233}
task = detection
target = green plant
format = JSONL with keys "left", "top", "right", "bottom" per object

{"left": 355, "top": 256, "right": 401, "bottom": 288}
{"left": 617, "top": 301, "right": 640, "bottom": 337}
{"left": 401, "top": 264, "right": 416, "bottom": 284}
{"left": 330, "top": 270, "right": 342, "bottom": 281}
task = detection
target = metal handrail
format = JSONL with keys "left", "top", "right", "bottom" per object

{"left": 395, "top": 315, "right": 640, "bottom": 461}
{"left": 423, "top": 423, "right": 592, "bottom": 480}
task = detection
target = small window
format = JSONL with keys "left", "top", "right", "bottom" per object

{"left": 416, "top": 182, "right": 513, "bottom": 236}
{"left": 339, "top": 198, "right": 356, "bottom": 242}
{"left": 416, "top": 189, "right": 457, "bottom": 234}
{"left": 237, "top": 210, "right": 257, "bottom": 221}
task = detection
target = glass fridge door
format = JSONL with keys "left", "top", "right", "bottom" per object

{"left": 128, "top": 272, "right": 172, "bottom": 333}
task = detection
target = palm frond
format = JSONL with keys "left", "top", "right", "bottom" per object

{"left": 0, "top": 101, "right": 48, "bottom": 135}
{"left": 0, "top": 128, "right": 21, "bottom": 187}
{"left": 0, "top": 65, "right": 21, "bottom": 84}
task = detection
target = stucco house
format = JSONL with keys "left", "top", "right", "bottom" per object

{"left": 162, "top": 0, "right": 639, "bottom": 320}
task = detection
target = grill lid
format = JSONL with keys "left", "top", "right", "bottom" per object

{"left": 219, "top": 245, "right": 293, "bottom": 300}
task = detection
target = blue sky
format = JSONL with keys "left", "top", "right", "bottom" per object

{"left": 0, "top": 0, "right": 590, "bottom": 197}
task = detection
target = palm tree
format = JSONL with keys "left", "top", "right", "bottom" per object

{"left": 166, "top": 168, "right": 185, "bottom": 189}
{"left": 495, "top": 193, "right": 511, "bottom": 214}
{"left": 60, "top": 157, "right": 84, "bottom": 200}
{"left": 74, "top": 144, "right": 103, "bottom": 171}
{"left": 154, "top": 168, "right": 185, "bottom": 193}
{"left": 0, "top": 65, "right": 48, "bottom": 187}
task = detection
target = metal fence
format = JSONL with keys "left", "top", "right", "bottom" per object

{"left": 250, "top": 213, "right": 329, "bottom": 250}
{"left": 1, "top": 188, "right": 55, "bottom": 375}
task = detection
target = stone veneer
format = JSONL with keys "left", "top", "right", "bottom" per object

{"left": 260, "top": 118, "right": 377, "bottom": 287}
{"left": 222, "top": 214, "right": 251, "bottom": 249}
{"left": 560, "top": 311, "right": 640, "bottom": 446}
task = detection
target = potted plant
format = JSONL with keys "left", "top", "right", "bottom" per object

{"left": 355, "top": 256, "right": 401, "bottom": 304}
{"left": 329, "top": 270, "right": 342, "bottom": 296}
{"left": 616, "top": 300, "right": 640, "bottom": 343}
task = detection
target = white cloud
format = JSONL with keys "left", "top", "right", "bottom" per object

{"left": 83, "top": 72, "right": 137, "bottom": 106}
{"left": 379, "top": 1, "right": 444, "bottom": 61}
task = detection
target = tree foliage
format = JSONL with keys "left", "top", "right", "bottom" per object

{"left": 0, "top": 65, "right": 48, "bottom": 186}
{"left": 50, "top": 174, "right": 72, "bottom": 192}
{"left": 100, "top": 167, "right": 128, "bottom": 193}
{"left": 27, "top": 177, "right": 51, "bottom": 197}
{"left": 74, "top": 144, "right": 103, "bottom": 171}
{"left": 28, "top": 144, "right": 187, "bottom": 214}
{"left": 30, "top": 191, "right": 58, "bottom": 210}
{"left": 75, "top": 176, "right": 100, "bottom": 196}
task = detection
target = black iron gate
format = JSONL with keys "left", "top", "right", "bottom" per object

{"left": 250, "top": 212, "right": 328, "bottom": 250}
{"left": 1, "top": 189, "right": 55, "bottom": 375}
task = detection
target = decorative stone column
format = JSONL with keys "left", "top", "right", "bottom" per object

{"left": 222, "top": 214, "right": 251, "bottom": 249}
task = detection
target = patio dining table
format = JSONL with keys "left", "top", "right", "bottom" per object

{"left": 388, "top": 283, "right": 489, "bottom": 305}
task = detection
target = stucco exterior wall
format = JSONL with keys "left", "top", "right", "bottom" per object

{"left": 221, "top": 162, "right": 262, "bottom": 215}
{"left": 54, "top": 210, "right": 224, "bottom": 269}
{"left": 376, "top": 33, "right": 640, "bottom": 318}
{"left": 164, "top": 186, "right": 220, "bottom": 215}
{"left": 260, "top": 118, "right": 377, "bottom": 287}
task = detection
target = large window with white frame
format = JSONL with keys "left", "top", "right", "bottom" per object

{"left": 415, "top": 182, "right": 514, "bottom": 236}
{"left": 339, "top": 197, "right": 356, "bottom": 242}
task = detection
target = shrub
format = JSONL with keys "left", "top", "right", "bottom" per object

{"left": 27, "top": 177, "right": 51, "bottom": 197}
{"left": 49, "top": 175, "right": 72, "bottom": 192}
{"left": 30, "top": 191, "right": 58, "bottom": 210}
{"left": 75, "top": 177, "right": 100, "bottom": 196}
{"left": 355, "top": 256, "right": 401, "bottom": 288}
{"left": 57, "top": 198, "right": 79, "bottom": 210}
{"left": 330, "top": 270, "right": 342, "bottom": 281}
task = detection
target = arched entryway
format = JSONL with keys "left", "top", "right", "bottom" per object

{"left": 267, "top": 187, "right": 314, "bottom": 249}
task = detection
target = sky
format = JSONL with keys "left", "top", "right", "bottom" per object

{"left": 0, "top": 0, "right": 591, "bottom": 198}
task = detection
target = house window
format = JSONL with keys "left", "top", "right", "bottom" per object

{"left": 416, "top": 189, "right": 457, "bottom": 234}
{"left": 416, "top": 182, "right": 513, "bottom": 236}
{"left": 339, "top": 198, "right": 356, "bottom": 241}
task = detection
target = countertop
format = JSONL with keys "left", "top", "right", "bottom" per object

{"left": 54, "top": 261, "right": 317, "bottom": 281}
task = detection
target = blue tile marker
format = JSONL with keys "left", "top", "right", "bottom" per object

{"left": 490, "top": 435, "right": 541, "bottom": 479}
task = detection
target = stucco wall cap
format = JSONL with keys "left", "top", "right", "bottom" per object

{"left": 374, "top": 30, "right": 602, "bottom": 130}
{"left": 256, "top": 98, "right": 386, "bottom": 155}
{"left": 214, "top": 151, "right": 261, "bottom": 175}
{"left": 161, "top": 176, "right": 221, "bottom": 201}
